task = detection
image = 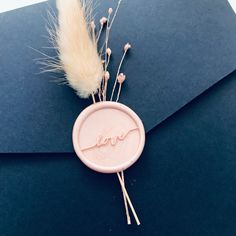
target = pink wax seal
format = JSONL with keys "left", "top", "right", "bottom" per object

{"left": 72, "top": 102, "right": 145, "bottom": 173}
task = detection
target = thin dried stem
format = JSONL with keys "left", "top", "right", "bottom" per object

{"left": 103, "top": 0, "right": 122, "bottom": 62}
{"left": 98, "top": 87, "right": 102, "bottom": 101}
{"left": 117, "top": 172, "right": 140, "bottom": 225}
{"left": 109, "top": 0, "right": 122, "bottom": 29}
{"left": 103, "top": 80, "right": 108, "bottom": 101}
{"left": 100, "top": 1, "right": 122, "bottom": 93}
{"left": 102, "top": 22, "right": 111, "bottom": 91}
{"left": 91, "top": 93, "right": 96, "bottom": 104}
{"left": 102, "top": 71, "right": 110, "bottom": 101}
{"left": 116, "top": 83, "right": 122, "bottom": 102}
{"left": 99, "top": 40, "right": 106, "bottom": 56}
{"left": 102, "top": 23, "right": 111, "bottom": 97}
{"left": 96, "top": 24, "right": 104, "bottom": 43}
{"left": 121, "top": 171, "right": 131, "bottom": 225}
{"left": 110, "top": 50, "right": 127, "bottom": 101}
{"left": 106, "top": 54, "right": 111, "bottom": 68}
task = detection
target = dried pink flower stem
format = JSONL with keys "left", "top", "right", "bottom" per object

{"left": 91, "top": 93, "right": 96, "bottom": 104}
{"left": 103, "top": 12, "right": 111, "bottom": 76}
{"left": 109, "top": 0, "right": 122, "bottom": 29}
{"left": 102, "top": 49, "right": 112, "bottom": 101}
{"left": 114, "top": 73, "right": 130, "bottom": 224}
{"left": 119, "top": 170, "right": 131, "bottom": 225}
{"left": 110, "top": 53, "right": 126, "bottom": 101}
{"left": 96, "top": 17, "right": 107, "bottom": 43}
{"left": 99, "top": 1, "right": 122, "bottom": 100}
{"left": 110, "top": 44, "right": 130, "bottom": 101}
{"left": 116, "top": 83, "right": 122, "bottom": 102}
{"left": 103, "top": 71, "right": 110, "bottom": 101}
{"left": 104, "top": 11, "right": 112, "bottom": 59}
{"left": 102, "top": 13, "right": 112, "bottom": 91}
{"left": 106, "top": 1, "right": 121, "bottom": 46}
{"left": 121, "top": 171, "right": 131, "bottom": 225}
{"left": 98, "top": 60, "right": 105, "bottom": 100}
{"left": 105, "top": 48, "right": 112, "bottom": 68}
{"left": 116, "top": 73, "right": 126, "bottom": 102}
{"left": 96, "top": 25, "right": 104, "bottom": 44}
{"left": 101, "top": 0, "right": 122, "bottom": 70}
{"left": 117, "top": 172, "right": 141, "bottom": 225}
{"left": 99, "top": 1, "right": 121, "bottom": 56}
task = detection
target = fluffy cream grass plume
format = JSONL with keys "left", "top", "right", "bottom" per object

{"left": 56, "top": 0, "right": 103, "bottom": 98}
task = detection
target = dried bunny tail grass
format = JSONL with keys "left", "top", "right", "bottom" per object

{"left": 54, "top": 0, "right": 103, "bottom": 98}
{"left": 31, "top": 5, "right": 63, "bottom": 77}
{"left": 33, "top": 0, "right": 102, "bottom": 94}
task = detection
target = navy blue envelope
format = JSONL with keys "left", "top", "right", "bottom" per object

{"left": 0, "top": 0, "right": 236, "bottom": 152}
{"left": 1, "top": 70, "right": 236, "bottom": 236}
{"left": 0, "top": 1, "right": 236, "bottom": 235}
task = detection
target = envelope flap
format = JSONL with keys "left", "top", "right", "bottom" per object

{"left": 115, "top": 0, "right": 236, "bottom": 131}
{"left": 0, "top": 0, "right": 236, "bottom": 153}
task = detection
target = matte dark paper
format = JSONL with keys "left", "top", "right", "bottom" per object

{"left": 0, "top": 0, "right": 236, "bottom": 153}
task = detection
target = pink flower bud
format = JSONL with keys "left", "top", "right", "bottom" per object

{"left": 104, "top": 71, "right": 110, "bottom": 81}
{"left": 117, "top": 73, "right": 126, "bottom": 84}
{"left": 100, "top": 17, "right": 107, "bottom": 25}
{"left": 124, "top": 43, "right": 131, "bottom": 52}
{"left": 108, "top": 8, "right": 113, "bottom": 14}
{"left": 106, "top": 48, "right": 112, "bottom": 56}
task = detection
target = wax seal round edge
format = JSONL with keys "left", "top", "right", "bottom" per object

{"left": 72, "top": 101, "right": 145, "bottom": 174}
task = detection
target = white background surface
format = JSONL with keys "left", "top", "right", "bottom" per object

{"left": 228, "top": 0, "right": 236, "bottom": 12}
{"left": 0, "top": 0, "right": 236, "bottom": 14}
{"left": 0, "top": 0, "right": 47, "bottom": 13}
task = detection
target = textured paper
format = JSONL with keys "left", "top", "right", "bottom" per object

{"left": 1, "top": 70, "right": 236, "bottom": 235}
{"left": 0, "top": 0, "right": 236, "bottom": 152}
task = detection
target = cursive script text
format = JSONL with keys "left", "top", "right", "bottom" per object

{"left": 81, "top": 127, "right": 138, "bottom": 151}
